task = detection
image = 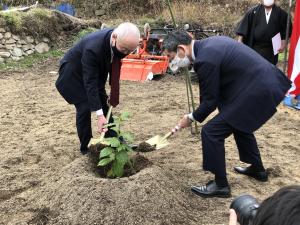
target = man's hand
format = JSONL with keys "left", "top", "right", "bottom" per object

{"left": 97, "top": 115, "right": 108, "bottom": 134}
{"left": 237, "top": 35, "right": 243, "bottom": 43}
{"left": 278, "top": 40, "right": 287, "bottom": 53}
{"left": 178, "top": 114, "right": 192, "bottom": 129}
{"left": 229, "top": 209, "right": 240, "bottom": 225}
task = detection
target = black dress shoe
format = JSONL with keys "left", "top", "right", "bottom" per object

{"left": 234, "top": 166, "right": 268, "bottom": 182}
{"left": 80, "top": 147, "right": 89, "bottom": 155}
{"left": 191, "top": 180, "right": 231, "bottom": 198}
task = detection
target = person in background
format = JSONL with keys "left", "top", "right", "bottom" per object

{"left": 229, "top": 185, "right": 300, "bottom": 225}
{"left": 55, "top": 22, "right": 140, "bottom": 154}
{"left": 236, "top": 0, "right": 292, "bottom": 65}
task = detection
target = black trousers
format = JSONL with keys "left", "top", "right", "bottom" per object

{"left": 74, "top": 96, "right": 114, "bottom": 152}
{"left": 253, "top": 45, "right": 278, "bottom": 65}
{"left": 201, "top": 114, "right": 264, "bottom": 178}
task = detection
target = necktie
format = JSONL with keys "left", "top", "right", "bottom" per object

{"left": 109, "top": 56, "right": 122, "bottom": 107}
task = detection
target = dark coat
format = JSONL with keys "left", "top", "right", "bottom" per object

{"left": 56, "top": 28, "right": 113, "bottom": 111}
{"left": 192, "top": 36, "right": 291, "bottom": 133}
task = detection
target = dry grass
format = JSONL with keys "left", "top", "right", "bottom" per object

{"left": 160, "top": 0, "right": 259, "bottom": 26}
{"left": 0, "top": 7, "right": 58, "bottom": 39}
{"left": 106, "top": 0, "right": 259, "bottom": 36}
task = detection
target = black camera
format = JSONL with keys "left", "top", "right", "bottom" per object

{"left": 230, "top": 194, "right": 260, "bottom": 225}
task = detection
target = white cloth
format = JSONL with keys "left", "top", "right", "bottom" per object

{"left": 191, "top": 40, "right": 196, "bottom": 61}
{"left": 265, "top": 8, "right": 272, "bottom": 24}
{"left": 96, "top": 109, "right": 104, "bottom": 116}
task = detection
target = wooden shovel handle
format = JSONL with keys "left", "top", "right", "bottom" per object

{"left": 162, "top": 125, "right": 180, "bottom": 141}
{"left": 99, "top": 105, "right": 113, "bottom": 141}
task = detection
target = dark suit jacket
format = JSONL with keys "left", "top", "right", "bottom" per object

{"left": 56, "top": 28, "right": 113, "bottom": 111}
{"left": 192, "top": 36, "right": 291, "bottom": 133}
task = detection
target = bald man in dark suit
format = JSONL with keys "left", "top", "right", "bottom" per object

{"left": 56, "top": 23, "right": 140, "bottom": 155}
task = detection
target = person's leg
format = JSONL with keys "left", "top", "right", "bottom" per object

{"left": 233, "top": 129, "right": 268, "bottom": 181}
{"left": 191, "top": 114, "right": 233, "bottom": 198}
{"left": 201, "top": 115, "right": 234, "bottom": 187}
{"left": 75, "top": 101, "right": 92, "bottom": 154}
{"left": 233, "top": 131, "right": 265, "bottom": 171}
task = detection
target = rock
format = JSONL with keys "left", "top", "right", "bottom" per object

{"left": 26, "top": 36, "right": 34, "bottom": 44}
{"left": 0, "top": 28, "right": 5, "bottom": 33}
{"left": 5, "top": 38, "right": 16, "bottom": 44}
{"left": 22, "top": 44, "right": 34, "bottom": 51}
{"left": 26, "top": 50, "right": 34, "bottom": 55}
{"left": 0, "top": 33, "right": 3, "bottom": 39}
{"left": 4, "top": 32, "right": 12, "bottom": 39}
{"left": 0, "top": 51, "right": 11, "bottom": 58}
{"left": 5, "top": 45, "right": 16, "bottom": 50}
{"left": 35, "top": 42, "right": 50, "bottom": 53}
{"left": 11, "top": 56, "right": 21, "bottom": 61}
{"left": 0, "top": 57, "right": 4, "bottom": 63}
{"left": 12, "top": 47, "right": 23, "bottom": 57}
{"left": 95, "top": 9, "right": 105, "bottom": 16}
{"left": 12, "top": 35, "right": 20, "bottom": 41}
{"left": 18, "top": 40, "right": 27, "bottom": 45}
{"left": 42, "top": 37, "right": 50, "bottom": 43}
{"left": 17, "top": 44, "right": 22, "bottom": 48}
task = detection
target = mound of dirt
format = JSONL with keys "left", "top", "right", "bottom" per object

{"left": 23, "top": 158, "right": 207, "bottom": 224}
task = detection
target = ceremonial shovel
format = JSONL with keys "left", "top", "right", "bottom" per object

{"left": 144, "top": 125, "right": 180, "bottom": 150}
{"left": 88, "top": 105, "right": 113, "bottom": 148}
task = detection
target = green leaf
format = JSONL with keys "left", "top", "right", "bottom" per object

{"left": 117, "top": 146, "right": 125, "bottom": 152}
{"left": 110, "top": 126, "right": 120, "bottom": 135}
{"left": 120, "top": 132, "right": 134, "bottom": 143}
{"left": 112, "top": 161, "right": 124, "bottom": 177}
{"left": 109, "top": 137, "right": 121, "bottom": 148}
{"left": 100, "top": 147, "right": 113, "bottom": 158}
{"left": 109, "top": 152, "right": 115, "bottom": 161}
{"left": 113, "top": 117, "right": 120, "bottom": 130}
{"left": 124, "top": 144, "right": 133, "bottom": 152}
{"left": 116, "top": 151, "right": 129, "bottom": 166}
{"left": 98, "top": 158, "right": 112, "bottom": 167}
{"left": 120, "top": 111, "right": 131, "bottom": 121}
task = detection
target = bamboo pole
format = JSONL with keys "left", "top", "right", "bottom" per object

{"left": 166, "top": 0, "right": 198, "bottom": 134}
{"left": 283, "top": 0, "right": 293, "bottom": 74}
{"left": 184, "top": 68, "right": 199, "bottom": 133}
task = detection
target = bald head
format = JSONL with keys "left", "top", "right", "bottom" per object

{"left": 111, "top": 22, "right": 140, "bottom": 55}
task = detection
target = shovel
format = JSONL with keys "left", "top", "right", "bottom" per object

{"left": 145, "top": 125, "right": 180, "bottom": 150}
{"left": 88, "top": 105, "right": 113, "bottom": 148}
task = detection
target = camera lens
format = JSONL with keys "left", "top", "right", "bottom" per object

{"left": 230, "top": 194, "right": 260, "bottom": 225}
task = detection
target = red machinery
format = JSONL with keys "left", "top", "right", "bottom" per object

{"left": 120, "top": 25, "right": 169, "bottom": 82}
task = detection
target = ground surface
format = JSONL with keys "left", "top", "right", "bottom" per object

{"left": 0, "top": 58, "right": 299, "bottom": 225}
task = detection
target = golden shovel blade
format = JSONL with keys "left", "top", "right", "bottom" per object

{"left": 88, "top": 137, "right": 109, "bottom": 148}
{"left": 145, "top": 135, "right": 170, "bottom": 150}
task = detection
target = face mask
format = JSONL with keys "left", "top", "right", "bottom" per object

{"left": 172, "top": 53, "right": 191, "bottom": 68}
{"left": 169, "top": 60, "right": 179, "bottom": 72}
{"left": 112, "top": 42, "right": 128, "bottom": 59}
{"left": 263, "top": 0, "right": 274, "bottom": 7}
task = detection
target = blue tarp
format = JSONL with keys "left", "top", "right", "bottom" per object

{"left": 1, "top": 4, "right": 9, "bottom": 10}
{"left": 56, "top": 3, "right": 75, "bottom": 16}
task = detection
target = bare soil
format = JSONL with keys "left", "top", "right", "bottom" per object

{"left": 0, "top": 58, "right": 299, "bottom": 225}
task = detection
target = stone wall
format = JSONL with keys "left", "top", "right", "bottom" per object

{"left": 0, "top": 27, "right": 51, "bottom": 63}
